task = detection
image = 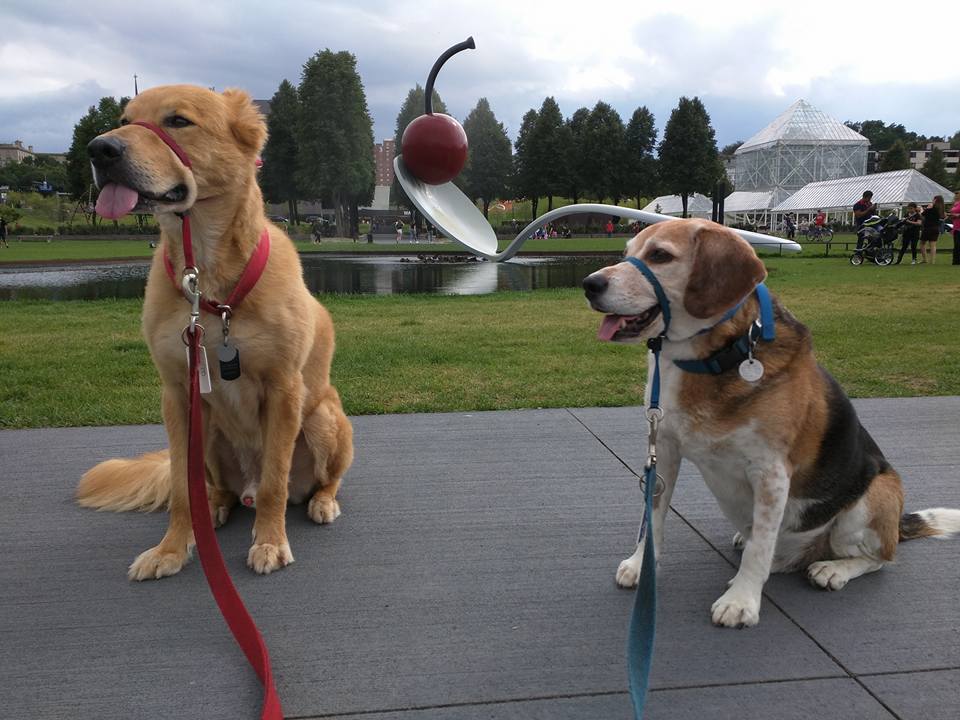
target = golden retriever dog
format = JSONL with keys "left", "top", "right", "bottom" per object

{"left": 583, "top": 219, "right": 960, "bottom": 627}
{"left": 77, "top": 85, "right": 353, "bottom": 580}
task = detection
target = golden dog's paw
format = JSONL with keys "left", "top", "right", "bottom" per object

{"left": 307, "top": 496, "right": 341, "bottom": 524}
{"left": 128, "top": 545, "right": 189, "bottom": 581}
{"left": 711, "top": 586, "right": 761, "bottom": 628}
{"left": 247, "top": 542, "right": 294, "bottom": 574}
{"left": 212, "top": 504, "right": 231, "bottom": 529}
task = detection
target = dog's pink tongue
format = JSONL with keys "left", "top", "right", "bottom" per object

{"left": 598, "top": 314, "right": 626, "bottom": 341}
{"left": 95, "top": 183, "right": 139, "bottom": 220}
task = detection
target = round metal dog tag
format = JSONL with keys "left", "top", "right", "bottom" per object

{"left": 738, "top": 358, "right": 764, "bottom": 382}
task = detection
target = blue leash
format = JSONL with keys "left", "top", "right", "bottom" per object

{"left": 620, "top": 259, "right": 775, "bottom": 718}
{"left": 622, "top": 257, "right": 667, "bottom": 719}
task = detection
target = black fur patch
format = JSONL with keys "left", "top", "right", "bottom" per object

{"left": 794, "top": 367, "right": 890, "bottom": 532}
{"left": 899, "top": 512, "right": 930, "bottom": 540}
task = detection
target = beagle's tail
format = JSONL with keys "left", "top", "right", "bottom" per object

{"left": 899, "top": 509, "right": 960, "bottom": 541}
{"left": 76, "top": 450, "right": 171, "bottom": 512}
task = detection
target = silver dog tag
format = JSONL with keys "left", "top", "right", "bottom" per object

{"left": 186, "top": 345, "right": 214, "bottom": 394}
{"left": 738, "top": 358, "right": 764, "bottom": 382}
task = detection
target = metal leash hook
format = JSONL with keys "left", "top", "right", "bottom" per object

{"left": 181, "top": 266, "right": 201, "bottom": 335}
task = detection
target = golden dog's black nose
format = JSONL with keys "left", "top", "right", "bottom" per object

{"left": 88, "top": 136, "right": 126, "bottom": 168}
{"left": 582, "top": 273, "right": 608, "bottom": 298}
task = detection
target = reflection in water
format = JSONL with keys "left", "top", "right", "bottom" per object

{"left": 0, "top": 254, "right": 617, "bottom": 301}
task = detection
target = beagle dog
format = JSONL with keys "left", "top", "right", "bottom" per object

{"left": 583, "top": 219, "right": 960, "bottom": 628}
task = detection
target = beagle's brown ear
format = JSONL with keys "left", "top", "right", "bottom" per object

{"left": 683, "top": 223, "right": 767, "bottom": 319}
{"left": 222, "top": 88, "right": 267, "bottom": 155}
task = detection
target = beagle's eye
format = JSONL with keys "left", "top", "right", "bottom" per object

{"left": 647, "top": 248, "right": 674, "bottom": 264}
{"left": 164, "top": 115, "right": 193, "bottom": 129}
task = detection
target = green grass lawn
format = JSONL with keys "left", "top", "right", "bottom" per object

{"left": 2, "top": 231, "right": 954, "bottom": 264}
{"left": 1, "top": 256, "right": 957, "bottom": 429}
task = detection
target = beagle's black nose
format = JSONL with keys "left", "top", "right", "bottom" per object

{"left": 88, "top": 136, "right": 126, "bottom": 168}
{"left": 582, "top": 273, "right": 609, "bottom": 298}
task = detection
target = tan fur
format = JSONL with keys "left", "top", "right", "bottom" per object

{"left": 76, "top": 85, "right": 354, "bottom": 580}
{"left": 865, "top": 471, "right": 905, "bottom": 560}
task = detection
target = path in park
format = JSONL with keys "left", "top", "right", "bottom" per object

{"left": 2, "top": 397, "right": 958, "bottom": 719}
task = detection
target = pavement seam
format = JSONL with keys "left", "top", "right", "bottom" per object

{"left": 565, "top": 407, "right": 904, "bottom": 720}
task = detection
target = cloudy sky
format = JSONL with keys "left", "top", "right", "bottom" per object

{"left": 3, "top": 0, "right": 958, "bottom": 154}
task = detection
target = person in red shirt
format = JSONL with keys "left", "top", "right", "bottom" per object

{"left": 605, "top": 219, "right": 614, "bottom": 238}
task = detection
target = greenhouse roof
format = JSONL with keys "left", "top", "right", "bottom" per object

{"left": 736, "top": 100, "right": 868, "bottom": 152}
{"left": 642, "top": 193, "right": 713, "bottom": 216}
{"left": 722, "top": 190, "right": 775, "bottom": 213}
{"left": 771, "top": 169, "right": 954, "bottom": 212}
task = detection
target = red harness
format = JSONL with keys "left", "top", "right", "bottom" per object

{"left": 135, "top": 120, "right": 282, "bottom": 720}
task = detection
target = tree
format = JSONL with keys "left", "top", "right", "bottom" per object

{"left": 65, "top": 96, "right": 128, "bottom": 203}
{"left": 297, "top": 50, "right": 375, "bottom": 238}
{"left": 562, "top": 108, "right": 591, "bottom": 205}
{"left": 579, "top": 102, "right": 626, "bottom": 204}
{"left": 920, "top": 147, "right": 950, "bottom": 187}
{"left": 260, "top": 80, "right": 303, "bottom": 224}
{"left": 529, "top": 97, "right": 568, "bottom": 211}
{"left": 459, "top": 99, "right": 512, "bottom": 218}
{"left": 950, "top": 130, "right": 960, "bottom": 151}
{"left": 624, "top": 106, "right": 658, "bottom": 208}
{"left": 658, "top": 96, "right": 722, "bottom": 218}
{"left": 512, "top": 109, "right": 540, "bottom": 218}
{"left": 879, "top": 140, "right": 910, "bottom": 172}
{"left": 720, "top": 140, "right": 743, "bottom": 156}
{"left": 390, "top": 85, "right": 447, "bottom": 216}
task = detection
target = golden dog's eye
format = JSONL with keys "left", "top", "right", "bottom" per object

{"left": 164, "top": 115, "right": 194, "bottom": 129}
{"left": 119, "top": 117, "right": 129, "bottom": 126}
{"left": 647, "top": 248, "right": 673, "bottom": 264}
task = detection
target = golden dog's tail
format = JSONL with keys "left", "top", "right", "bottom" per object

{"left": 76, "top": 450, "right": 171, "bottom": 512}
{"left": 899, "top": 509, "right": 960, "bottom": 541}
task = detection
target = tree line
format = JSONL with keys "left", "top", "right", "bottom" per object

{"left": 55, "top": 53, "right": 960, "bottom": 234}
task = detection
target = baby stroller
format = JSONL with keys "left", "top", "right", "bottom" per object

{"left": 850, "top": 214, "right": 901, "bottom": 266}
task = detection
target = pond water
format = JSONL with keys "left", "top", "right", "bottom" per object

{"left": 0, "top": 254, "right": 619, "bottom": 301}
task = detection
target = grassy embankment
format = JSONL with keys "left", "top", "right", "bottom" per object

{"left": 1, "top": 256, "right": 957, "bottom": 429}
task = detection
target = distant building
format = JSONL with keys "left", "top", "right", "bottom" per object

{"left": 0, "top": 140, "right": 36, "bottom": 165}
{"left": 868, "top": 141, "right": 960, "bottom": 175}
{"left": 373, "top": 139, "right": 396, "bottom": 186}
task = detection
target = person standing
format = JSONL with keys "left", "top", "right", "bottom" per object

{"left": 605, "top": 219, "right": 614, "bottom": 238}
{"left": 949, "top": 190, "right": 960, "bottom": 266}
{"left": 895, "top": 203, "right": 922, "bottom": 265}
{"left": 0, "top": 217, "right": 8, "bottom": 248}
{"left": 853, "top": 191, "right": 877, "bottom": 249}
{"left": 395, "top": 219, "right": 403, "bottom": 244}
{"left": 919, "top": 195, "right": 945, "bottom": 264}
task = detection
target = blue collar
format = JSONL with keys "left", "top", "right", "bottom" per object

{"left": 674, "top": 283, "right": 775, "bottom": 375}
{"left": 622, "top": 255, "right": 775, "bottom": 378}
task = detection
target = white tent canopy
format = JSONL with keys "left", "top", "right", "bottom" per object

{"left": 723, "top": 191, "right": 775, "bottom": 213}
{"left": 641, "top": 193, "right": 712, "bottom": 218}
{"left": 771, "top": 169, "right": 954, "bottom": 213}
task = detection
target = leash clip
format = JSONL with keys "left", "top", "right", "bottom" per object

{"left": 218, "top": 304, "right": 232, "bottom": 343}
{"left": 181, "top": 267, "right": 201, "bottom": 334}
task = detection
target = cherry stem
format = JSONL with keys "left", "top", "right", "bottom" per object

{"left": 424, "top": 37, "right": 475, "bottom": 115}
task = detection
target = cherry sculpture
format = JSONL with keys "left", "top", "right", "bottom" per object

{"left": 400, "top": 37, "right": 475, "bottom": 185}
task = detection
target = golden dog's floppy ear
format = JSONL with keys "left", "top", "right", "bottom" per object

{"left": 222, "top": 88, "right": 267, "bottom": 155}
{"left": 683, "top": 223, "right": 767, "bottom": 319}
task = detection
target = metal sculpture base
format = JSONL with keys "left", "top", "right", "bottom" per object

{"left": 394, "top": 156, "right": 802, "bottom": 261}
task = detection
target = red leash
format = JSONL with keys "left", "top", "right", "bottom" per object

{"left": 134, "top": 120, "right": 283, "bottom": 719}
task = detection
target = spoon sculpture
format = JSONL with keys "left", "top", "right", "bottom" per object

{"left": 394, "top": 156, "right": 802, "bottom": 261}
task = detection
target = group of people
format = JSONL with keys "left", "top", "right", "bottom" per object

{"left": 854, "top": 190, "right": 960, "bottom": 265}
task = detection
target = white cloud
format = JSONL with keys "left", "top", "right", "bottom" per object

{"left": 1, "top": 0, "right": 958, "bottom": 152}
